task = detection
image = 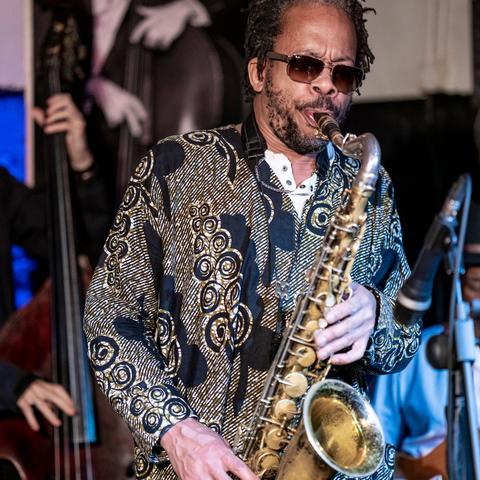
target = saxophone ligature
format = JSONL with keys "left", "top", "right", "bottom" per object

{"left": 235, "top": 113, "right": 385, "bottom": 480}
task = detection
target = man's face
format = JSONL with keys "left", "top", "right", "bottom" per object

{"left": 463, "top": 266, "right": 480, "bottom": 303}
{"left": 254, "top": 3, "right": 358, "bottom": 154}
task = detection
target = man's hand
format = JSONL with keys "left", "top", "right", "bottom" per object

{"left": 161, "top": 418, "right": 258, "bottom": 480}
{"left": 16, "top": 379, "right": 76, "bottom": 432}
{"left": 314, "top": 282, "right": 377, "bottom": 365}
{"left": 130, "top": 0, "right": 211, "bottom": 50}
{"left": 32, "top": 93, "right": 93, "bottom": 172}
{"left": 87, "top": 77, "right": 147, "bottom": 138}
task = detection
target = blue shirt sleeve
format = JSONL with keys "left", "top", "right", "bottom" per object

{"left": 371, "top": 325, "right": 449, "bottom": 457}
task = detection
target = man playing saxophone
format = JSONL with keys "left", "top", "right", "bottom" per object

{"left": 83, "top": 1, "right": 422, "bottom": 479}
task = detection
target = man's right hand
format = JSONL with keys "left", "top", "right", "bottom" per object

{"left": 160, "top": 418, "right": 259, "bottom": 480}
{"left": 86, "top": 76, "right": 148, "bottom": 138}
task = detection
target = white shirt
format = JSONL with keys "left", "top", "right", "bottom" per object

{"left": 264, "top": 150, "right": 317, "bottom": 217}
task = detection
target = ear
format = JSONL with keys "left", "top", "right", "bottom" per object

{"left": 248, "top": 57, "right": 266, "bottom": 94}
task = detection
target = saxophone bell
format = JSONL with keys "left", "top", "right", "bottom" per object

{"left": 276, "top": 380, "right": 385, "bottom": 479}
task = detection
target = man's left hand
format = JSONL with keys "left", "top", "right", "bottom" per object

{"left": 314, "top": 282, "right": 376, "bottom": 365}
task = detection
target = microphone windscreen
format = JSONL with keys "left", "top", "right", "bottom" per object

{"left": 426, "top": 332, "right": 449, "bottom": 370}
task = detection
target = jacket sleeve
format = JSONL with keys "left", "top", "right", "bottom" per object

{"left": 71, "top": 167, "right": 112, "bottom": 264}
{"left": 83, "top": 150, "right": 197, "bottom": 459}
{"left": 3, "top": 168, "right": 49, "bottom": 261}
{"left": 361, "top": 168, "right": 422, "bottom": 374}
{"left": 0, "top": 360, "right": 35, "bottom": 414}
{"left": 189, "top": 0, "right": 238, "bottom": 17}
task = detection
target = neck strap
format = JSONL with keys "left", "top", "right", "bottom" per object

{"left": 241, "top": 111, "right": 267, "bottom": 171}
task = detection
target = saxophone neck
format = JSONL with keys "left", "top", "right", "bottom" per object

{"left": 314, "top": 113, "right": 381, "bottom": 191}
{"left": 347, "top": 133, "right": 381, "bottom": 192}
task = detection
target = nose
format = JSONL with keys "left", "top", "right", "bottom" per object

{"left": 310, "top": 66, "right": 337, "bottom": 97}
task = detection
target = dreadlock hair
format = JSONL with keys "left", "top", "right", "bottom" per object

{"left": 243, "top": 0, "right": 375, "bottom": 100}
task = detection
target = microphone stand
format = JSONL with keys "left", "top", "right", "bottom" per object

{"left": 445, "top": 175, "right": 480, "bottom": 480}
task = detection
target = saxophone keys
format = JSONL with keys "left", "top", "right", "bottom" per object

{"left": 325, "top": 293, "right": 336, "bottom": 307}
{"left": 304, "top": 319, "right": 318, "bottom": 334}
{"left": 305, "top": 267, "right": 312, "bottom": 282}
{"left": 318, "top": 318, "right": 328, "bottom": 329}
{"left": 295, "top": 346, "right": 317, "bottom": 367}
{"left": 254, "top": 450, "right": 280, "bottom": 473}
{"left": 265, "top": 427, "right": 289, "bottom": 450}
{"left": 283, "top": 372, "right": 308, "bottom": 397}
{"left": 343, "top": 285, "right": 353, "bottom": 300}
{"left": 273, "top": 398, "right": 298, "bottom": 420}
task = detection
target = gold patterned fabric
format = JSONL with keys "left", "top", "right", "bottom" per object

{"left": 84, "top": 125, "right": 421, "bottom": 479}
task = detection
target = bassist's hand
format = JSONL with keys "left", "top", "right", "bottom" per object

{"left": 17, "top": 379, "right": 76, "bottom": 431}
{"left": 32, "top": 93, "right": 93, "bottom": 172}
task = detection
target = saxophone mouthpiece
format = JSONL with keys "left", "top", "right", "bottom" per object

{"left": 313, "top": 111, "right": 331, "bottom": 123}
{"left": 314, "top": 112, "right": 344, "bottom": 147}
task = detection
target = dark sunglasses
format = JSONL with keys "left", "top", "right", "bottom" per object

{"left": 266, "top": 51, "right": 363, "bottom": 94}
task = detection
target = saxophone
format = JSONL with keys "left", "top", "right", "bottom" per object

{"left": 235, "top": 113, "right": 385, "bottom": 479}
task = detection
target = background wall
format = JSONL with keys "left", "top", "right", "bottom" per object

{"left": 357, "top": 0, "right": 473, "bottom": 102}
{"left": 0, "top": 1, "right": 27, "bottom": 91}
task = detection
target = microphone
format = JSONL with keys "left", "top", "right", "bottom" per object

{"left": 426, "top": 332, "right": 449, "bottom": 369}
{"left": 395, "top": 175, "right": 468, "bottom": 326}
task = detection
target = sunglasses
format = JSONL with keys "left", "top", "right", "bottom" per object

{"left": 266, "top": 51, "right": 363, "bottom": 94}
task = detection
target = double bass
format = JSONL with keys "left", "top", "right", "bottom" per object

{"left": 0, "top": 6, "right": 133, "bottom": 478}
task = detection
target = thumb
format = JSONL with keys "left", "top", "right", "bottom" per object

{"left": 130, "top": 17, "right": 150, "bottom": 44}
{"left": 136, "top": 5, "right": 157, "bottom": 16}
{"left": 32, "top": 107, "right": 45, "bottom": 126}
{"left": 125, "top": 108, "right": 143, "bottom": 138}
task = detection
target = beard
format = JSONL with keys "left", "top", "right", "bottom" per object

{"left": 264, "top": 75, "right": 352, "bottom": 154}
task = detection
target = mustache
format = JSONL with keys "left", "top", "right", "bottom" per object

{"left": 297, "top": 96, "right": 350, "bottom": 124}
{"left": 296, "top": 96, "right": 336, "bottom": 112}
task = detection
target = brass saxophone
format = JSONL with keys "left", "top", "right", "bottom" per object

{"left": 235, "top": 113, "right": 385, "bottom": 479}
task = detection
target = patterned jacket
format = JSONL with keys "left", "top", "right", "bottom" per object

{"left": 84, "top": 125, "right": 421, "bottom": 479}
